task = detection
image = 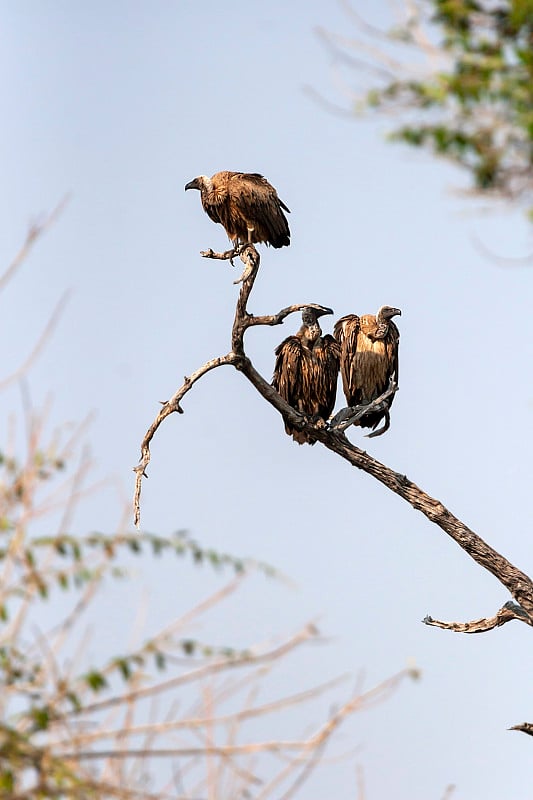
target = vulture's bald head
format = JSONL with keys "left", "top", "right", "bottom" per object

{"left": 377, "top": 305, "right": 402, "bottom": 321}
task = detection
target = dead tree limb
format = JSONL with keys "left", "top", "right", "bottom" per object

{"left": 423, "top": 601, "right": 533, "bottom": 634}
{"left": 134, "top": 247, "right": 533, "bottom": 631}
{"left": 0, "top": 196, "right": 69, "bottom": 293}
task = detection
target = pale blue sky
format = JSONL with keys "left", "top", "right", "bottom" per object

{"left": 1, "top": 2, "right": 532, "bottom": 797}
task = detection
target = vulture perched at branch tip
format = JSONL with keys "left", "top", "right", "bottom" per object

{"left": 272, "top": 307, "right": 340, "bottom": 445}
{"left": 185, "top": 171, "right": 290, "bottom": 250}
{"left": 334, "top": 306, "right": 401, "bottom": 438}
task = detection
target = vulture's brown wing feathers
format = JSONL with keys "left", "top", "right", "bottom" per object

{"left": 314, "top": 335, "right": 341, "bottom": 421}
{"left": 335, "top": 312, "right": 400, "bottom": 432}
{"left": 272, "top": 337, "right": 303, "bottom": 412}
{"left": 203, "top": 202, "right": 222, "bottom": 226}
{"left": 186, "top": 170, "right": 290, "bottom": 249}
{"left": 273, "top": 335, "right": 340, "bottom": 444}
{"left": 334, "top": 315, "right": 361, "bottom": 407}
{"left": 230, "top": 173, "right": 291, "bottom": 248}
{"left": 237, "top": 173, "right": 291, "bottom": 213}
{"left": 386, "top": 321, "right": 400, "bottom": 388}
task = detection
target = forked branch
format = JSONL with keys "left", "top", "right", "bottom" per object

{"left": 134, "top": 247, "right": 533, "bottom": 633}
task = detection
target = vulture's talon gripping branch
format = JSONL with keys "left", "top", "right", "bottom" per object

{"left": 330, "top": 384, "right": 397, "bottom": 434}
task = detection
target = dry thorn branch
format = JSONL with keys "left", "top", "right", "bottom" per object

{"left": 55, "top": 668, "right": 415, "bottom": 765}
{"left": 53, "top": 674, "right": 349, "bottom": 750}
{"left": 68, "top": 621, "right": 320, "bottom": 719}
{"left": 133, "top": 352, "right": 239, "bottom": 526}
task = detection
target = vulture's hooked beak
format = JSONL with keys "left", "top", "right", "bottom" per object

{"left": 305, "top": 305, "right": 334, "bottom": 319}
{"left": 185, "top": 178, "right": 200, "bottom": 191}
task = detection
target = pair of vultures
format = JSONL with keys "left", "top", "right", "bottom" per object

{"left": 185, "top": 170, "right": 401, "bottom": 444}
{"left": 273, "top": 305, "right": 400, "bottom": 443}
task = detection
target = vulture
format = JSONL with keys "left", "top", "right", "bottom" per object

{"left": 334, "top": 305, "right": 401, "bottom": 437}
{"left": 272, "top": 307, "right": 340, "bottom": 445}
{"left": 185, "top": 171, "right": 290, "bottom": 250}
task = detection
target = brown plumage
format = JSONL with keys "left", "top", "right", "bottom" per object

{"left": 185, "top": 170, "right": 290, "bottom": 249}
{"left": 334, "top": 305, "right": 401, "bottom": 437}
{"left": 272, "top": 307, "right": 340, "bottom": 445}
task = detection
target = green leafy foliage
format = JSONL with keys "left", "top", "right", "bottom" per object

{"left": 359, "top": 0, "right": 533, "bottom": 211}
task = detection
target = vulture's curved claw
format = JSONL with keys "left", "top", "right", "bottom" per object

{"left": 365, "top": 410, "right": 390, "bottom": 438}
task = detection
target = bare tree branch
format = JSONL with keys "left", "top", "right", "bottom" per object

{"left": 134, "top": 246, "right": 533, "bottom": 625}
{"left": 470, "top": 233, "right": 533, "bottom": 268}
{"left": 53, "top": 674, "right": 349, "bottom": 750}
{"left": 69, "top": 622, "right": 320, "bottom": 719}
{"left": 133, "top": 353, "right": 238, "bottom": 526}
{"left": 0, "top": 196, "right": 69, "bottom": 293}
{"left": 0, "top": 290, "right": 70, "bottom": 392}
{"left": 423, "top": 601, "right": 533, "bottom": 633}
{"left": 56, "top": 668, "right": 415, "bottom": 763}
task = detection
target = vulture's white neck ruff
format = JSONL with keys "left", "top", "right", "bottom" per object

{"left": 201, "top": 175, "right": 213, "bottom": 193}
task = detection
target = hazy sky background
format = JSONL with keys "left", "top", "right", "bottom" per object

{"left": 1, "top": 1, "right": 532, "bottom": 797}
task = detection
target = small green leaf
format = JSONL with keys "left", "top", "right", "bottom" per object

{"left": 31, "top": 705, "right": 50, "bottom": 731}
{"left": 0, "top": 770, "right": 14, "bottom": 791}
{"left": 114, "top": 657, "right": 132, "bottom": 680}
{"left": 66, "top": 691, "right": 81, "bottom": 711}
{"left": 182, "top": 640, "right": 196, "bottom": 656}
{"left": 37, "top": 581, "right": 48, "bottom": 599}
{"left": 84, "top": 670, "right": 108, "bottom": 692}
{"left": 55, "top": 539, "right": 68, "bottom": 556}
{"left": 128, "top": 537, "right": 141, "bottom": 553}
